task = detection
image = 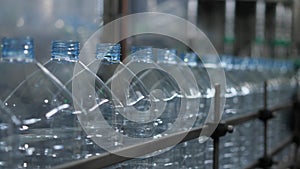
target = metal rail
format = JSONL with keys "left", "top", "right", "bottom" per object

{"left": 244, "top": 136, "right": 294, "bottom": 169}
{"left": 225, "top": 102, "right": 292, "bottom": 126}
{"left": 213, "top": 84, "right": 221, "bottom": 169}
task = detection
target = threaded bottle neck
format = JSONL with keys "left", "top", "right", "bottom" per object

{"left": 1, "top": 37, "right": 34, "bottom": 62}
{"left": 51, "top": 41, "right": 80, "bottom": 62}
{"left": 157, "top": 49, "right": 177, "bottom": 64}
{"left": 131, "top": 46, "right": 153, "bottom": 63}
{"left": 96, "top": 43, "right": 120, "bottom": 64}
{"left": 183, "top": 52, "right": 198, "bottom": 67}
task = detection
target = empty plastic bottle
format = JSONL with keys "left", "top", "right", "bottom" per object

{"left": 82, "top": 44, "right": 154, "bottom": 139}
{"left": 0, "top": 37, "right": 84, "bottom": 168}
{"left": 0, "top": 101, "right": 21, "bottom": 169}
{"left": 44, "top": 40, "right": 110, "bottom": 158}
{"left": 0, "top": 37, "right": 34, "bottom": 100}
{"left": 219, "top": 55, "right": 241, "bottom": 169}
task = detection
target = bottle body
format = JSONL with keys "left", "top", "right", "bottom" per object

{"left": 0, "top": 101, "right": 21, "bottom": 169}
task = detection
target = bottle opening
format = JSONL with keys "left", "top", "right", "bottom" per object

{"left": 51, "top": 41, "right": 80, "bottom": 62}
{"left": 1, "top": 37, "right": 34, "bottom": 62}
{"left": 96, "top": 43, "right": 121, "bottom": 64}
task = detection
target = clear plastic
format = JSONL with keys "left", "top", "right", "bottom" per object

{"left": 219, "top": 55, "right": 242, "bottom": 168}
{"left": 0, "top": 37, "right": 86, "bottom": 168}
{"left": 44, "top": 40, "right": 110, "bottom": 158}
{"left": 182, "top": 52, "right": 206, "bottom": 126}
{"left": 181, "top": 52, "right": 213, "bottom": 168}
{"left": 0, "top": 37, "right": 35, "bottom": 100}
{"left": 0, "top": 101, "right": 21, "bottom": 169}
{"left": 103, "top": 53, "right": 296, "bottom": 168}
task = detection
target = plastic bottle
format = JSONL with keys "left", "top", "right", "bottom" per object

{"left": 87, "top": 44, "right": 154, "bottom": 139}
{"left": 154, "top": 49, "right": 200, "bottom": 168}
{"left": 182, "top": 52, "right": 214, "bottom": 168}
{"left": 0, "top": 37, "right": 84, "bottom": 168}
{"left": 159, "top": 49, "right": 200, "bottom": 131}
{"left": 0, "top": 37, "right": 34, "bottom": 100}
{"left": 44, "top": 40, "right": 111, "bottom": 158}
{"left": 182, "top": 52, "right": 208, "bottom": 168}
{"left": 182, "top": 52, "right": 205, "bottom": 127}
{"left": 218, "top": 55, "right": 241, "bottom": 168}
{"left": 0, "top": 101, "right": 21, "bottom": 169}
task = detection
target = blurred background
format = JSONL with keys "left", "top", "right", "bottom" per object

{"left": 0, "top": 0, "right": 103, "bottom": 62}
{"left": 0, "top": 0, "right": 299, "bottom": 62}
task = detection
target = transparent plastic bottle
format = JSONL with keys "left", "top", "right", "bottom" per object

{"left": 182, "top": 52, "right": 213, "bottom": 168}
{"left": 203, "top": 138, "right": 214, "bottom": 169}
{"left": 240, "top": 57, "right": 264, "bottom": 165}
{"left": 220, "top": 55, "right": 242, "bottom": 119}
{"left": 182, "top": 52, "right": 206, "bottom": 127}
{"left": 226, "top": 57, "right": 264, "bottom": 167}
{"left": 44, "top": 40, "right": 110, "bottom": 158}
{"left": 108, "top": 49, "right": 201, "bottom": 168}
{"left": 95, "top": 46, "right": 160, "bottom": 168}
{"left": 218, "top": 55, "right": 241, "bottom": 169}
{"left": 267, "top": 59, "right": 296, "bottom": 153}
{"left": 119, "top": 48, "right": 199, "bottom": 168}
{"left": 0, "top": 101, "right": 21, "bottom": 169}
{"left": 154, "top": 48, "right": 181, "bottom": 136}
{"left": 157, "top": 49, "right": 189, "bottom": 168}
{"left": 111, "top": 46, "right": 154, "bottom": 138}
{"left": 231, "top": 57, "right": 258, "bottom": 167}
{"left": 150, "top": 144, "right": 180, "bottom": 169}
{"left": 158, "top": 49, "right": 200, "bottom": 132}
{"left": 83, "top": 43, "right": 125, "bottom": 146}
{"left": 67, "top": 43, "right": 158, "bottom": 161}
{"left": 44, "top": 41, "right": 81, "bottom": 88}
{"left": 182, "top": 52, "right": 208, "bottom": 168}
{"left": 0, "top": 37, "right": 85, "bottom": 168}
{"left": 0, "top": 37, "right": 34, "bottom": 100}
{"left": 46, "top": 42, "right": 160, "bottom": 157}
{"left": 152, "top": 49, "right": 200, "bottom": 168}
{"left": 87, "top": 44, "right": 155, "bottom": 139}
{"left": 188, "top": 54, "right": 213, "bottom": 127}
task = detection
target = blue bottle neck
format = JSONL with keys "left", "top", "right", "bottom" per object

{"left": 1, "top": 37, "right": 34, "bottom": 62}
{"left": 183, "top": 52, "right": 198, "bottom": 67}
{"left": 157, "top": 49, "right": 177, "bottom": 64}
{"left": 51, "top": 41, "right": 80, "bottom": 62}
{"left": 130, "top": 46, "right": 153, "bottom": 63}
{"left": 96, "top": 43, "right": 121, "bottom": 64}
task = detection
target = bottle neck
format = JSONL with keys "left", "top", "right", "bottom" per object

{"left": 96, "top": 43, "right": 120, "bottom": 64}
{"left": 157, "top": 49, "right": 177, "bottom": 64}
{"left": 51, "top": 41, "right": 80, "bottom": 62}
{"left": 131, "top": 46, "right": 153, "bottom": 63}
{"left": 1, "top": 37, "right": 34, "bottom": 62}
{"left": 220, "top": 55, "right": 234, "bottom": 70}
{"left": 183, "top": 52, "right": 198, "bottom": 67}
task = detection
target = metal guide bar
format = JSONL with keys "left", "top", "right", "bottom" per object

{"left": 270, "top": 136, "right": 294, "bottom": 157}
{"left": 244, "top": 135, "right": 294, "bottom": 169}
{"left": 225, "top": 102, "right": 292, "bottom": 126}
{"left": 213, "top": 84, "right": 221, "bottom": 169}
